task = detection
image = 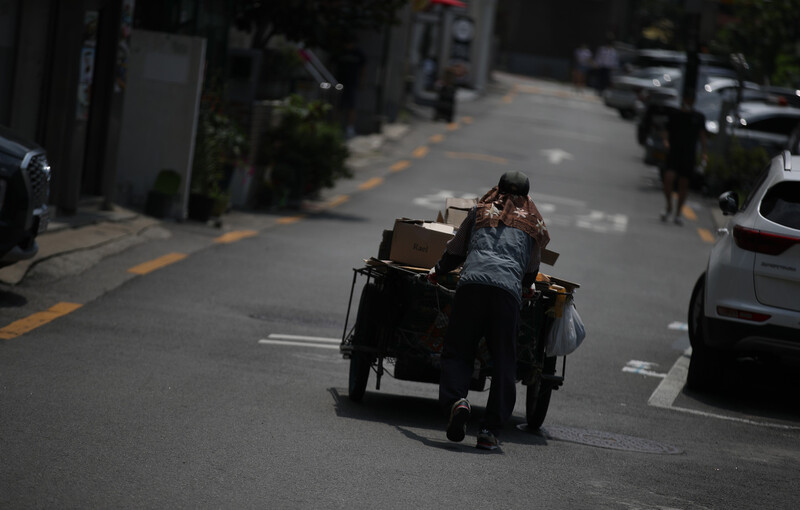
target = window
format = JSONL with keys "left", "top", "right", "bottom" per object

{"left": 760, "top": 182, "right": 800, "bottom": 229}
{"left": 759, "top": 182, "right": 800, "bottom": 230}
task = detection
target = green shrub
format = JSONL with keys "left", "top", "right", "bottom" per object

{"left": 260, "top": 95, "right": 351, "bottom": 208}
{"left": 191, "top": 87, "right": 249, "bottom": 211}
{"left": 705, "top": 138, "right": 769, "bottom": 200}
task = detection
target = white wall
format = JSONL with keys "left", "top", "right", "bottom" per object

{"left": 115, "top": 29, "right": 206, "bottom": 219}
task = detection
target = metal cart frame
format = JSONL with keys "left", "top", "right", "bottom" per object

{"left": 340, "top": 260, "right": 574, "bottom": 429}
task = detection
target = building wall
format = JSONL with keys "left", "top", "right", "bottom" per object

{"left": 496, "top": 0, "right": 631, "bottom": 80}
{"left": 114, "top": 29, "right": 205, "bottom": 218}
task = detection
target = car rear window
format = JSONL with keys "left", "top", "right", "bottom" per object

{"left": 760, "top": 182, "right": 800, "bottom": 229}
{"left": 745, "top": 117, "right": 800, "bottom": 135}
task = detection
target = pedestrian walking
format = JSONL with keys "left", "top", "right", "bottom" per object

{"left": 660, "top": 93, "right": 707, "bottom": 225}
{"left": 427, "top": 171, "right": 550, "bottom": 450}
{"left": 572, "top": 43, "right": 593, "bottom": 92}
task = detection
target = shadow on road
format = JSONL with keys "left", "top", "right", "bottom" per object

{"left": 328, "top": 387, "right": 551, "bottom": 450}
{"left": 682, "top": 358, "right": 800, "bottom": 425}
{"left": 0, "top": 289, "right": 28, "bottom": 308}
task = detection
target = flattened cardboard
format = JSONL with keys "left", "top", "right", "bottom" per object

{"left": 542, "top": 248, "right": 559, "bottom": 266}
{"left": 389, "top": 219, "right": 455, "bottom": 269}
{"left": 443, "top": 197, "right": 476, "bottom": 226}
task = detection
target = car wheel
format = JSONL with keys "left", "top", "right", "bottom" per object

{"left": 686, "top": 274, "right": 724, "bottom": 392}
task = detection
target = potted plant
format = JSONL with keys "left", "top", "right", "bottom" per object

{"left": 189, "top": 86, "right": 248, "bottom": 221}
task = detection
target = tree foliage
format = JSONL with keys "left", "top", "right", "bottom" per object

{"left": 232, "top": 0, "right": 407, "bottom": 52}
{"left": 712, "top": 0, "right": 800, "bottom": 85}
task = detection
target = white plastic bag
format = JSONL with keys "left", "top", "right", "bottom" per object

{"left": 545, "top": 295, "right": 586, "bottom": 357}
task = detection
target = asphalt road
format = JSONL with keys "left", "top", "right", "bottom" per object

{"left": 1, "top": 73, "right": 798, "bottom": 509}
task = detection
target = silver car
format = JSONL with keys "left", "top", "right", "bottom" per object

{"left": 603, "top": 66, "right": 681, "bottom": 119}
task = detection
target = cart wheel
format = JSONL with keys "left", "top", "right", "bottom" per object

{"left": 348, "top": 351, "right": 372, "bottom": 402}
{"left": 353, "top": 283, "right": 381, "bottom": 347}
{"left": 525, "top": 356, "right": 557, "bottom": 429}
{"left": 348, "top": 283, "right": 381, "bottom": 402}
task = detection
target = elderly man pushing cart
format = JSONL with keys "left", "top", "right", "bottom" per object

{"left": 428, "top": 171, "right": 550, "bottom": 450}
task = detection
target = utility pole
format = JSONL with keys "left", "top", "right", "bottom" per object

{"left": 681, "top": 0, "right": 702, "bottom": 101}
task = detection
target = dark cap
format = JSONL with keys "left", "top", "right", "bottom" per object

{"left": 498, "top": 171, "right": 530, "bottom": 196}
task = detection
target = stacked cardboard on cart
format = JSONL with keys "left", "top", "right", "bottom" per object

{"left": 383, "top": 197, "right": 558, "bottom": 269}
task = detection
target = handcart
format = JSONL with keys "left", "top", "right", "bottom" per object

{"left": 339, "top": 258, "right": 579, "bottom": 430}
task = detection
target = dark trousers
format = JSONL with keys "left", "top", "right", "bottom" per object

{"left": 438, "top": 284, "right": 519, "bottom": 436}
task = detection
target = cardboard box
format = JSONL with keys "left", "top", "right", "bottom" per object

{"left": 437, "top": 197, "right": 477, "bottom": 227}
{"left": 542, "top": 248, "right": 559, "bottom": 266}
{"left": 389, "top": 219, "right": 455, "bottom": 269}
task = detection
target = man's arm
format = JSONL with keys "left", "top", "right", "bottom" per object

{"left": 434, "top": 207, "right": 475, "bottom": 275}
{"left": 521, "top": 238, "right": 541, "bottom": 289}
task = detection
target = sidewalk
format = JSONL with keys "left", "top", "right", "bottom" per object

{"left": 0, "top": 114, "right": 420, "bottom": 286}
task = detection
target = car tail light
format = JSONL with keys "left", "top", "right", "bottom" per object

{"left": 716, "top": 306, "right": 771, "bottom": 322}
{"left": 733, "top": 225, "right": 800, "bottom": 255}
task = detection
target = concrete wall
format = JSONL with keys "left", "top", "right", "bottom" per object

{"left": 0, "top": 0, "right": 20, "bottom": 126}
{"left": 115, "top": 29, "right": 206, "bottom": 219}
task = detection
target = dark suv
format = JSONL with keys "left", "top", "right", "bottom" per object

{"left": 0, "top": 125, "right": 51, "bottom": 268}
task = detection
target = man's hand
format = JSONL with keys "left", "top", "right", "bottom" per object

{"left": 427, "top": 267, "right": 438, "bottom": 285}
{"left": 522, "top": 286, "right": 534, "bottom": 299}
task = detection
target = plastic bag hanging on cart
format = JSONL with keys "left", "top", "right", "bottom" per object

{"left": 545, "top": 295, "right": 586, "bottom": 357}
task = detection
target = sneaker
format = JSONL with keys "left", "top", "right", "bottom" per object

{"left": 476, "top": 428, "right": 499, "bottom": 450}
{"left": 660, "top": 210, "right": 670, "bottom": 222}
{"left": 446, "top": 398, "right": 470, "bottom": 442}
{"left": 673, "top": 215, "right": 683, "bottom": 226}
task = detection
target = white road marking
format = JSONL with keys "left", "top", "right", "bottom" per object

{"left": 575, "top": 210, "right": 628, "bottom": 234}
{"left": 258, "top": 334, "right": 341, "bottom": 350}
{"left": 412, "top": 190, "right": 479, "bottom": 210}
{"left": 623, "top": 360, "right": 666, "bottom": 378}
{"left": 668, "top": 322, "right": 688, "bottom": 331}
{"left": 648, "top": 348, "right": 800, "bottom": 430}
{"left": 267, "top": 334, "right": 340, "bottom": 343}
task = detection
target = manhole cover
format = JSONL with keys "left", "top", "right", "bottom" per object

{"left": 517, "top": 424, "right": 683, "bottom": 455}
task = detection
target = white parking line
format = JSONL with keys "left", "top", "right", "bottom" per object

{"left": 258, "top": 334, "right": 341, "bottom": 350}
{"left": 648, "top": 348, "right": 800, "bottom": 430}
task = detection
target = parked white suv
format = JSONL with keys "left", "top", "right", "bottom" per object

{"left": 687, "top": 150, "right": 800, "bottom": 391}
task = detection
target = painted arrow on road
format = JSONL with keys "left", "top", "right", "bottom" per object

{"left": 541, "top": 148, "right": 574, "bottom": 164}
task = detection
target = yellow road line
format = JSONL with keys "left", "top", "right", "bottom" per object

{"left": 697, "top": 228, "right": 715, "bottom": 244}
{"left": 358, "top": 177, "right": 384, "bottom": 191}
{"left": 0, "top": 302, "right": 82, "bottom": 340}
{"left": 277, "top": 215, "right": 306, "bottom": 225}
{"left": 502, "top": 94, "right": 514, "bottom": 104}
{"left": 681, "top": 204, "right": 697, "bottom": 221}
{"left": 429, "top": 134, "right": 444, "bottom": 143}
{"left": 127, "top": 252, "right": 188, "bottom": 275}
{"left": 214, "top": 230, "right": 258, "bottom": 244}
{"left": 446, "top": 122, "right": 459, "bottom": 131}
{"left": 412, "top": 146, "right": 429, "bottom": 158}
{"left": 328, "top": 195, "right": 350, "bottom": 207}
{"left": 445, "top": 151, "right": 508, "bottom": 165}
{"left": 461, "top": 116, "right": 473, "bottom": 124}
{"left": 390, "top": 160, "right": 411, "bottom": 172}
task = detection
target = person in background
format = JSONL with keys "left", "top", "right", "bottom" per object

{"left": 660, "top": 92, "right": 707, "bottom": 225}
{"left": 334, "top": 36, "right": 366, "bottom": 139}
{"left": 593, "top": 34, "right": 619, "bottom": 94}
{"left": 573, "top": 43, "right": 593, "bottom": 92}
{"left": 428, "top": 171, "right": 550, "bottom": 450}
